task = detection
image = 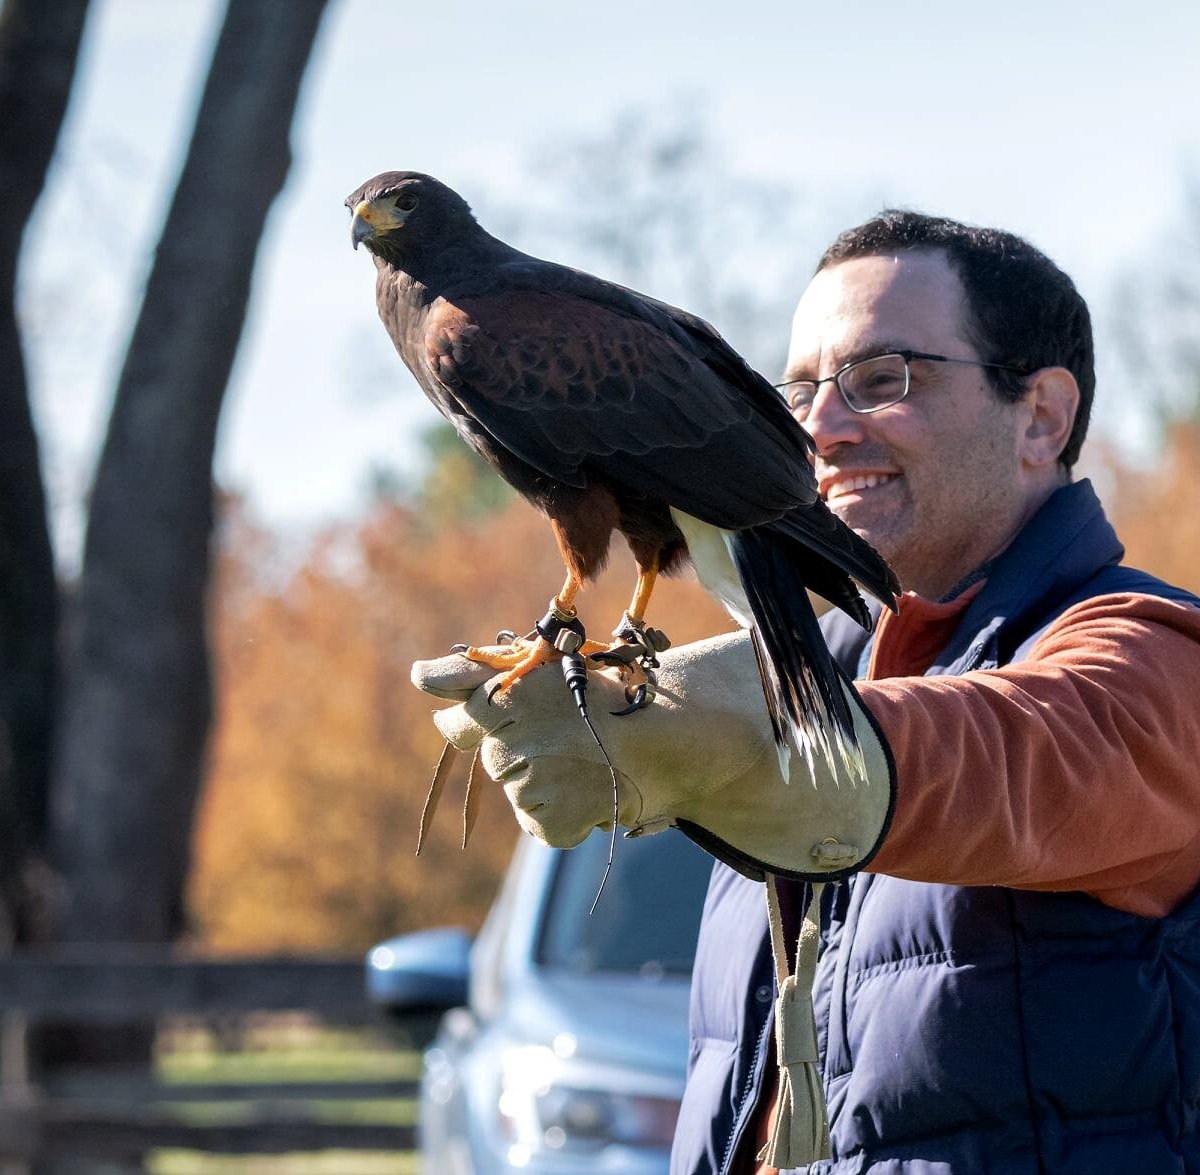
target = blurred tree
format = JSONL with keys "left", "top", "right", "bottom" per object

{"left": 51, "top": 0, "right": 331, "bottom": 952}
{"left": 2, "top": 0, "right": 330, "bottom": 1092}
{"left": 505, "top": 103, "right": 818, "bottom": 377}
{"left": 0, "top": 0, "right": 90, "bottom": 944}
{"left": 0, "top": 0, "right": 333, "bottom": 1129}
{"left": 1102, "top": 167, "right": 1200, "bottom": 589}
{"left": 0, "top": 0, "right": 338, "bottom": 954}
{"left": 416, "top": 420, "right": 515, "bottom": 527}
{"left": 1109, "top": 170, "right": 1200, "bottom": 431}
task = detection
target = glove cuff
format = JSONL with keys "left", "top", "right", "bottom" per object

{"left": 673, "top": 684, "right": 896, "bottom": 883}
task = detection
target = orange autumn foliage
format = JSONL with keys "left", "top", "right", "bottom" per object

{"left": 1104, "top": 421, "right": 1200, "bottom": 595}
{"left": 189, "top": 493, "right": 731, "bottom": 954}
{"left": 191, "top": 421, "right": 1200, "bottom": 956}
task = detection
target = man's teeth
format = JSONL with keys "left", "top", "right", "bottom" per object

{"left": 833, "top": 473, "right": 897, "bottom": 495}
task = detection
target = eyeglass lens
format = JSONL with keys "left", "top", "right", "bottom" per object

{"left": 784, "top": 353, "right": 910, "bottom": 417}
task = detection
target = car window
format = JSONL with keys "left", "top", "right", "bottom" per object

{"left": 536, "top": 829, "right": 712, "bottom": 977}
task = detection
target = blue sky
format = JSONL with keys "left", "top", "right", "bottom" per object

{"left": 19, "top": 0, "right": 1200, "bottom": 563}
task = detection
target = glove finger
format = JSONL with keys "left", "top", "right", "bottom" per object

{"left": 411, "top": 651, "right": 496, "bottom": 701}
{"left": 493, "top": 751, "right": 629, "bottom": 850}
{"left": 432, "top": 698, "right": 502, "bottom": 751}
{"left": 476, "top": 717, "right": 597, "bottom": 787}
{"left": 426, "top": 652, "right": 584, "bottom": 752}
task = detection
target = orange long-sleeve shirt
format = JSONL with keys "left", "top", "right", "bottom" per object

{"left": 863, "top": 590, "right": 1200, "bottom": 917}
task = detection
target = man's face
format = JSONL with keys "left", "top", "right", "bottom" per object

{"left": 784, "top": 251, "right": 1033, "bottom": 599}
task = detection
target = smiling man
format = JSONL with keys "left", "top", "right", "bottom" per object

{"left": 412, "top": 212, "right": 1200, "bottom": 1174}
{"left": 783, "top": 243, "right": 1083, "bottom": 603}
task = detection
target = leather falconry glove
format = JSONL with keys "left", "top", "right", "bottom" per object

{"left": 411, "top": 629, "right": 894, "bottom": 884}
{"left": 412, "top": 630, "right": 896, "bottom": 1168}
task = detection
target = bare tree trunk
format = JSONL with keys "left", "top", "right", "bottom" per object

{"left": 51, "top": 0, "right": 330, "bottom": 947}
{"left": 0, "top": 0, "right": 90, "bottom": 946}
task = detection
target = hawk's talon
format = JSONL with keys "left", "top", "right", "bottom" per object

{"left": 611, "top": 680, "right": 654, "bottom": 716}
{"left": 633, "top": 672, "right": 658, "bottom": 706}
{"left": 495, "top": 629, "right": 520, "bottom": 645}
{"left": 450, "top": 643, "right": 470, "bottom": 654}
{"left": 486, "top": 679, "right": 504, "bottom": 704}
{"left": 589, "top": 622, "right": 666, "bottom": 712}
{"left": 457, "top": 635, "right": 542, "bottom": 671}
{"left": 609, "top": 657, "right": 659, "bottom": 715}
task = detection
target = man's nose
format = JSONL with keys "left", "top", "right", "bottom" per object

{"left": 802, "top": 383, "right": 866, "bottom": 456}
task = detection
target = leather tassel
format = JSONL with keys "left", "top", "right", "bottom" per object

{"left": 462, "top": 746, "right": 484, "bottom": 849}
{"left": 416, "top": 740, "right": 459, "bottom": 855}
{"left": 759, "top": 876, "right": 830, "bottom": 1167}
{"left": 759, "top": 973, "right": 829, "bottom": 1167}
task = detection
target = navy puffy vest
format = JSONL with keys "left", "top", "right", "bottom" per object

{"left": 672, "top": 480, "right": 1200, "bottom": 1174}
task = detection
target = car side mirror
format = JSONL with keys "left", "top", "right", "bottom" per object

{"left": 365, "top": 927, "right": 471, "bottom": 1014}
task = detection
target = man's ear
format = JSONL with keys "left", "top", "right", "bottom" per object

{"left": 1019, "top": 366, "right": 1080, "bottom": 469}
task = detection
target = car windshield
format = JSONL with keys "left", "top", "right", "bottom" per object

{"left": 536, "top": 829, "right": 712, "bottom": 977}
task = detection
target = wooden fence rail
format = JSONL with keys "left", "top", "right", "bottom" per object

{"left": 0, "top": 948, "right": 372, "bottom": 1020}
{"left": 0, "top": 949, "right": 420, "bottom": 1163}
{"left": 0, "top": 1103, "right": 417, "bottom": 1161}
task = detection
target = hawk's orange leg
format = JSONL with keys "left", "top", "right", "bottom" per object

{"left": 456, "top": 550, "right": 666, "bottom": 701}
{"left": 626, "top": 559, "right": 659, "bottom": 627}
{"left": 458, "top": 572, "right": 605, "bottom": 690}
{"left": 586, "top": 556, "right": 672, "bottom": 711}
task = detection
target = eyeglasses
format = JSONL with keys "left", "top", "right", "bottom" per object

{"left": 774, "top": 350, "right": 1027, "bottom": 416}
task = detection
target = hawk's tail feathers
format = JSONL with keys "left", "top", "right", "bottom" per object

{"left": 773, "top": 503, "right": 900, "bottom": 623}
{"left": 728, "top": 527, "right": 867, "bottom": 786}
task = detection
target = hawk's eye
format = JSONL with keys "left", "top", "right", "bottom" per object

{"left": 395, "top": 193, "right": 419, "bottom": 213}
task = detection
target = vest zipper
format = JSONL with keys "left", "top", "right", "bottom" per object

{"left": 825, "top": 873, "right": 871, "bottom": 1077}
{"left": 720, "top": 1009, "right": 773, "bottom": 1175}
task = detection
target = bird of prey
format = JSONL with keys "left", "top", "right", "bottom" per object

{"left": 346, "top": 171, "right": 898, "bottom": 772}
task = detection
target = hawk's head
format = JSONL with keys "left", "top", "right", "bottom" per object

{"left": 345, "top": 171, "right": 476, "bottom": 263}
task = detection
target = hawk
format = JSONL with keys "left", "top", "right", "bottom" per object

{"left": 347, "top": 171, "right": 898, "bottom": 770}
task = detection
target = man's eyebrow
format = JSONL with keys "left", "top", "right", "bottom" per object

{"left": 781, "top": 340, "right": 917, "bottom": 383}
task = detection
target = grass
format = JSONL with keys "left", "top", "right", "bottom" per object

{"left": 140, "top": 1022, "right": 422, "bottom": 1175}
{"left": 158, "top": 1024, "right": 423, "bottom": 1084}
{"left": 149, "top": 1153, "right": 418, "bottom": 1174}
{"left": 155, "top": 1097, "right": 418, "bottom": 1127}
{"left": 160, "top": 1042, "right": 422, "bottom": 1085}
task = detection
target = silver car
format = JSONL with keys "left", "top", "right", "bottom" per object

{"left": 367, "top": 828, "right": 713, "bottom": 1172}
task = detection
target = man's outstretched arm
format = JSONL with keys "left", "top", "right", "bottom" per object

{"left": 862, "top": 592, "right": 1200, "bottom": 916}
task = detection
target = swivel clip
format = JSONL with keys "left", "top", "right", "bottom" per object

{"left": 611, "top": 612, "right": 671, "bottom": 666}
{"left": 535, "top": 599, "right": 587, "bottom": 656}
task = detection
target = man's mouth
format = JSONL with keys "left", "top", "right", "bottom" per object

{"left": 821, "top": 471, "right": 901, "bottom": 504}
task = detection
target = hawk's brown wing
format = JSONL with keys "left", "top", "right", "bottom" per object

{"left": 421, "top": 285, "right": 817, "bottom": 531}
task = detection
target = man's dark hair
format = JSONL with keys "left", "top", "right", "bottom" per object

{"left": 816, "top": 210, "right": 1094, "bottom": 469}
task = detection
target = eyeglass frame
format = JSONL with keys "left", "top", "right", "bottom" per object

{"left": 774, "top": 349, "right": 1028, "bottom": 416}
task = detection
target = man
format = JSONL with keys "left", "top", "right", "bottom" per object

{"left": 414, "top": 212, "right": 1200, "bottom": 1173}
